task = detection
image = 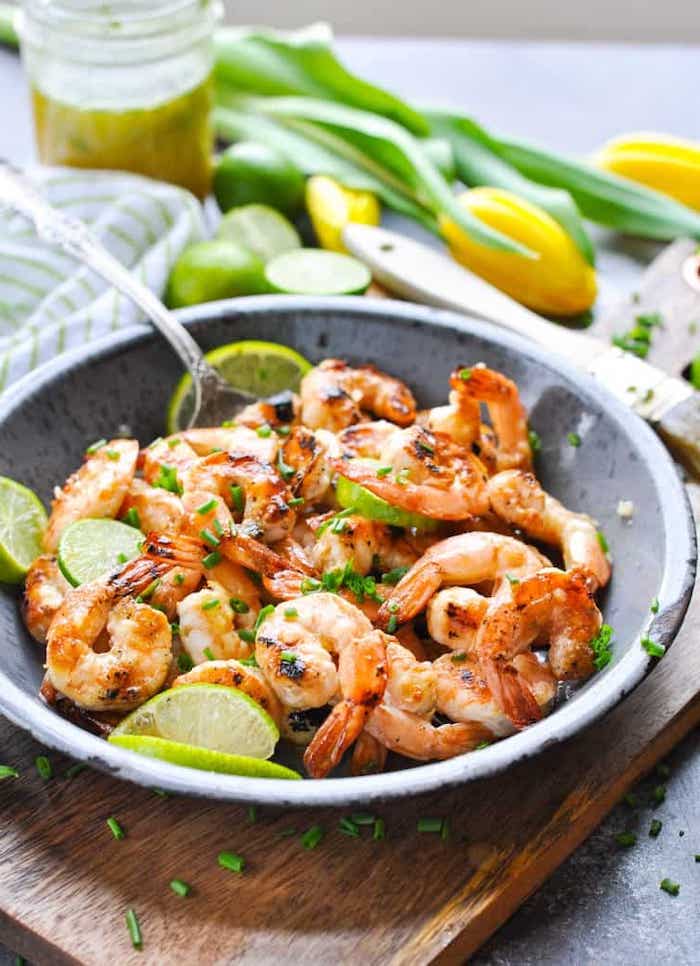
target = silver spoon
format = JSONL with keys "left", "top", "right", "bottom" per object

{"left": 0, "top": 161, "right": 254, "bottom": 427}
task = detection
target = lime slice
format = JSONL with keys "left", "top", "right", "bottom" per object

{"left": 110, "top": 735, "right": 301, "bottom": 780}
{"left": 336, "top": 474, "right": 439, "bottom": 532}
{"left": 58, "top": 518, "right": 143, "bottom": 586}
{"left": 217, "top": 204, "right": 301, "bottom": 262}
{"left": 265, "top": 249, "right": 371, "bottom": 296}
{"left": 112, "top": 684, "right": 279, "bottom": 759}
{"left": 166, "top": 339, "right": 312, "bottom": 434}
{"left": 0, "top": 477, "right": 48, "bottom": 583}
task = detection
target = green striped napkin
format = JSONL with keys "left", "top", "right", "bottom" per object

{"left": 0, "top": 166, "right": 207, "bottom": 390}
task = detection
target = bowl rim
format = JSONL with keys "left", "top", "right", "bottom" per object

{"left": 0, "top": 294, "right": 695, "bottom": 807}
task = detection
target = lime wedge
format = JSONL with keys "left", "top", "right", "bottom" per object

{"left": 336, "top": 474, "right": 439, "bottom": 533}
{"left": 58, "top": 518, "right": 143, "bottom": 586}
{"left": 216, "top": 204, "right": 301, "bottom": 262}
{"left": 110, "top": 735, "right": 301, "bottom": 780}
{"left": 265, "top": 249, "right": 371, "bottom": 296}
{"left": 0, "top": 477, "right": 47, "bottom": 583}
{"left": 166, "top": 339, "right": 312, "bottom": 434}
{"left": 111, "top": 684, "right": 279, "bottom": 759}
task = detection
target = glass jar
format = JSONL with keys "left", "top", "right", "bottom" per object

{"left": 19, "top": 0, "right": 222, "bottom": 199}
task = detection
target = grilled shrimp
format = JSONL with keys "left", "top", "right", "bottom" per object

{"left": 451, "top": 366, "right": 532, "bottom": 472}
{"left": 426, "top": 587, "right": 490, "bottom": 651}
{"left": 331, "top": 426, "right": 490, "bottom": 522}
{"left": 44, "top": 438, "right": 139, "bottom": 551}
{"left": 205, "top": 558, "right": 262, "bottom": 630}
{"left": 475, "top": 567, "right": 602, "bottom": 728}
{"left": 310, "top": 513, "right": 419, "bottom": 577}
{"left": 173, "top": 659, "right": 283, "bottom": 724}
{"left": 181, "top": 450, "right": 295, "bottom": 543}
{"left": 140, "top": 435, "right": 198, "bottom": 487}
{"left": 487, "top": 470, "right": 611, "bottom": 589}
{"left": 337, "top": 420, "right": 400, "bottom": 459}
{"left": 378, "top": 532, "right": 550, "bottom": 628}
{"left": 177, "top": 582, "right": 252, "bottom": 664}
{"left": 45, "top": 555, "right": 179, "bottom": 710}
{"left": 235, "top": 390, "right": 300, "bottom": 431}
{"left": 22, "top": 555, "right": 71, "bottom": 643}
{"left": 281, "top": 426, "right": 341, "bottom": 503}
{"left": 182, "top": 425, "right": 279, "bottom": 464}
{"left": 434, "top": 652, "right": 556, "bottom": 738}
{"left": 120, "top": 478, "right": 184, "bottom": 535}
{"left": 366, "top": 703, "right": 492, "bottom": 761}
{"left": 300, "top": 359, "right": 416, "bottom": 431}
{"left": 385, "top": 641, "right": 437, "bottom": 716}
{"left": 350, "top": 731, "right": 389, "bottom": 776}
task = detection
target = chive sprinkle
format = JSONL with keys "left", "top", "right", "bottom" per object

{"left": 451, "top": 652, "right": 467, "bottom": 663}
{"left": 660, "top": 878, "right": 680, "bottom": 896}
{"left": 288, "top": 497, "right": 304, "bottom": 507}
{"left": 203, "top": 647, "right": 216, "bottom": 661}
{"left": 213, "top": 518, "right": 224, "bottom": 537}
{"left": 440, "top": 818, "right": 451, "bottom": 841}
{"left": 117, "top": 552, "right": 128, "bottom": 564}
{"left": 125, "top": 908, "right": 142, "bottom": 949}
{"left": 567, "top": 432, "right": 581, "bottom": 447}
{"left": 386, "top": 615, "right": 399, "bottom": 634}
{"left": 64, "top": 763, "right": 86, "bottom": 779}
{"left": 218, "top": 851, "right": 245, "bottom": 873}
{"left": 196, "top": 498, "right": 218, "bottom": 515}
{"left": 459, "top": 367, "right": 472, "bottom": 381}
{"left": 417, "top": 817, "right": 443, "bottom": 833}
{"left": 301, "top": 825, "right": 324, "bottom": 849}
{"left": 381, "top": 566, "right": 409, "bottom": 585}
{"left": 373, "top": 818, "right": 385, "bottom": 841}
{"left": 105, "top": 449, "right": 120, "bottom": 460}
{"left": 256, "top": 424, "right": 272, "bottom": 438}
{"left": 0, "top": 765, "right": 19, "bottom": 779}
{"left": 107, "top": 817, "right": 125, "bottom": 840}
{"left": 641, "top": 636, "right": 665, "bottom": 658}
{"left": 615, "top": 832, "right": 637, "bottom": 847}
{"left": 122, "top": 507, "right": 141, "bottom": 530}
{"left": 152, "top": 463, "right": 182, "bottom": 495}
{"left": 284, "top": 607, "right": 298, "bottom": 619}
{"left": 623, "top": 793, "right": 638, "bottom": 808}
{"left": 35, "top": 755, "right": 52, "bottom": 780}
{"left": 169, "top": 879, "right": 191, "bottom": 897}
{"left": 203, "top": 550, "right": 222, "bottom": 569}
{"left": 597, "top": 530, "right": 610, "bottom": 554}
{"left": 656, "top": 763, "right": 671, "bottom": 779}
{"left": 652, "top": 784, "right": 667, "bottom": 806}
{"left": 173, "top": 572, "right": 185, "bottom": 585}
{"left": 247, "top": 805, "right": 258, "bottom": 823}
{"left": 649, "top": 819, "right": 663, "bottom": 838}
{"left": 650, "top": 597, "right": 660, "bottom": 614}
{"left": 240, "top": 654, "right": 259, "bottom": 667}
{"left": 177, "top": 652, "right": 194, "bottom": 673}
{"left": 238, "top": 628, "right": 256, "bottom": 643}
{"left": 200, "top": 528, "right": 220, "bottom": 548}
{"left": 86, "top": 437, "right": 107, "bottom": 454}
{"left": 201, "top": 599, "right": 220, "bottom": 611}
{"left": 339, "top": 817, "right": 360, "bottom": 837}
{"left": 230, "top": 484, "right": 244, "bottom": 513}
{"left": 376, "top": 466, "right": 392, "bottom": 478}
{"left": 230, "top": 598, "right": 250, "bottom": 614}
{"left": 528, "top": 428, "right": 542, "bottom": 452}
{"left": 254, "top": 604, "right": 274, "bottom": 631}
{"left": 351, "top": 813, "right": 376, "bottom": 826}
{"left": 167, "top": 437, "right": 181, "bottom": 448}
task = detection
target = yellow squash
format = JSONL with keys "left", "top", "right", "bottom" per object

{"left": 440, "top": 187, "right": 597, "bottom": 316}
{"left": 595, "top": 132, "right": 700, "bottom": 212}
{"left": 306, "top": 175, "right": 381, "bottom": 252}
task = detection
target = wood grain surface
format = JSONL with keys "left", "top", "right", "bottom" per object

{"left": 2, "top": 243, "right": 700, "bottom": 966}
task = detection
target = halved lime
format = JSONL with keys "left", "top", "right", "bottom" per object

{"left": 265, "top": 249, "right": 371, "bottom": 296}
{"left": 57, "top": 518, "right": 143, "bottom": 586}
{"left": 109, "top": 735, "right": 301, "bottom": 780}
{"left": 111, "top": 684, "right": 279, "bottom": 759}
{"left": 166, "top": 339, "right": 312, "bottom": 434}
{"left": 217, "top": 204, "right": 301, "bottom": 262}
{"left": 336, "top": 474, "right": 439, "bottom": 532}
{"left": 0, "top": 477, "right": 47, "bottom": 583}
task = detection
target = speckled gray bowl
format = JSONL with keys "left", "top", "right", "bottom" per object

{"left": 0, "top": 296, "right": 695, "bottom": 806}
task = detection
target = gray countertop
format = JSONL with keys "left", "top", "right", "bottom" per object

{"left": 1, "top": 34, "right": 700, "bottom": 965}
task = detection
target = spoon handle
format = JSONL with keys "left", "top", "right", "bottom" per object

{"left": 0, "top": 161, "right": 206, "bottom": 415}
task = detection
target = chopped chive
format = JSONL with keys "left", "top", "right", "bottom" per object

{"left": 239, "top": 628, "right": 256, "bottom": 643}
{"left": 376, "top": 466, "right": 392, "bottom": 478}
{"left": 567, "top": 432, "right": 581, "bottom": 448}
{"left": 117, "top": 552, "right": 128, "bottom": 564}
{"left": 0, "top": 765, "right": 19, "bottom": 779}
{"left": 86, "top": 437, "right": 107, "bottom": 454}
{"left": 280, "top": 650, "right": 298, "bottom": 664}
{"left": 203, "top": 550, "right": 222, "bottom": 569}
{"left": 597, "top": 531, "right": 610, "bottom": 554}
{"left": 201, "top": 599, "right": 220, "bottom": 612}
{"left": 649, "top": 819, "right": 663, "bottom": 838}
{"left": 278, "top": 827, "right": 297, "bottom": 837}
{"left": 240, "top": 654, "right": 259, "bottom": 667}
{"left": 125, "top": 908, "right": 142, "bottom": 949}
{"left": 64, "top": 762, "right": 86, "bottom": 779}
{"left": 650, "top": 597, "right": 660, "bottom": 614}
{"left": 652, "top": 784, "right": 667, "bottom": 806}
{"left": 254, "top": 604, "right": 275, "bottom": 631}
{"left": 505, "top": 573, "right": 520, "bottom": 585}
{"left": 105, "top": 449, "right": 120, "bottom": 460}
{"left": 169, "top": 879, "right": 191, "bottom": 897}
{"left": 275, "top": 425, "right": 291, "bottom": 436}
{"left": 151, "top": 787, "right": 169, "bottom": 798}
{"left": 230, "top": 598, "right": 250, "bottom": 614}
{"left": 440, "top": 818, "right": 451, "bottom": 841}
{"left": 451, "top": 652, "right": 467, "bottom": 663}
{"left": 301, "top": 825, "right": 324, "bottom": 849}
{"left": 122, "top": 507, "right": 141, "bottom": 530}
{"left": 107, "top": 817, "right": 125, "bottom": 840}
{"left": 213, "top": 518, "right": 224, "bottom": 538}
{"left": 395, "top": 468, "right": 410, "bottom": 486}
{"left": 284, "top": 607, "right": 298, "bottom": 620}
{"left": 623, "top": 793, "right": 638, "bottom": 808}
{"left": 351, "top": 813, "right": 376, "bottom": 826}
{"left": 230, "top": 484, "right": 244, "bottom": 513}
{"left": 615, "top": 831, "right": 637, "bottom": 847}
{"left": 256, "top": 423, "right": 272, "bottom": 438}
{"left": 591, "top": 623, "right": 614, "bottom": 670}
{"left": 148, "top": 436, "right": 164, "bottom": 449}
{"left": 221, "top": 419, "right": 237, "bottom": 428}
{"left": 459, "top": 367, "right": 472, "bottom": 381}
{"left": 656, "top": 763, "right": 671, "bottom": 779}
{"left": 218, "top": 851, "right": 245, "bottom": 873}
{"left": 641, "top": 636, "right": 665, "bottom": 658}
{"left": 277, "top": 450, "right": 296, "bottom": 482}
{"left": 167, "top": 437, "right": 181, "bottom": 449}
{"left": 475, "top": 740, "right": 491, "bottom": 750}
{"left": 152, "top": 463, "right": 182, "bottom": 495}
{"left": 203, "top": 647, "right": 216, "bottom": 662}
{"left": 35, "top": 755, "right": 52, "bottom": 780}
{"left": 301, "top": 577, "right": 321, "bottom": 594}
{"left": 200, "top": 528, "right": 220, "bottom": 548}
{"left": 528, "top": 428, "right": 542, "bottom": 452}
{"left": 247, "top": 805, "right": 258, "bottom": 824}
{"left": 660, "top": 878, "right": 680, "bottom": 896}
{"left": 339, "top": 817, "right": 360, "bottom": 837}
{"left": 177, "top": 651, "right": 194, "bottom": 673}
{"left": 381, "top": 566, "right": 409, "bottom": 585}
{"left": 417, "top": 817, "right": 443, "bottom": 833}
{"left": 373, "top": 818, "right": 385, "bottom": 841}
{"left": 196, "top": 498, "right": 218, "bottom": 515}
{"left": 289, "top": 496, "right": 304, "bottom": 507}
{"left": 139, "top": 578, "right": 160, "bottom": 601}
{"left": 173, "top": 572, "right": 185, "bottom": 586}
{"left": 386, "top": 615, "right": 398, "bottom": 634}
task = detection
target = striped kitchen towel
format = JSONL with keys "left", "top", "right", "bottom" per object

{"left": 0, "top": 167, "right": 207, "bottom": 390}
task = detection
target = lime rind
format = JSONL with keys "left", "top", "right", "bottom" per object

{"left": 109, "top": 734, "right": 302, "bottom": 780}
{"left": 0, "top": 477, "right": 48, "bottom": 583}
{"left": 336, "top": 474, "right": 440, "bottom": 533}
{"left": 265, "top": 249, "right": 371, "bottom": 296}
{"left": 57, "top": 518, "right": 144, "bottom": 587}
{"left": 216, "top": 204, "right": 301, "bottom": 261}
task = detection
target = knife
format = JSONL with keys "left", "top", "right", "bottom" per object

{"left": 343, "top": 222, "right": 700, "bottom": 477}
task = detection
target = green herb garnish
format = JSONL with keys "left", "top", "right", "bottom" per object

{"left": 35, "top": 755, "right": 52, "bottom": 780}
{"left": 170, "top": 879, "right": 191, "bottom": 897}
{"left": 660, "top": 878, "right": 680, "bottom": 896}
{"left": 218, "top": 851, "right": 245, "bottom": 873}
{"left": 590, "top": 623, "right": 614, "bottom": 670}
{"left": 107, "top": 817, "right": 125, "bottom": 840}
{"left": 301, "top": 825, "right": 324, "bottom": 849}
{"left": 126, "top": 909, "right": 142, "bottom": 949}
{"left": 641, "top": 636, "right": 665, "bottom": 658}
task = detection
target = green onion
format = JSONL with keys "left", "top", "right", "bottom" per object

{"left": 122, "top": 507, "right": 141, "bottom": 530}
{"left": 239, "top": 628, "right": 256, "bottom": 643}
{"left": 451, "top": 652, "right": 467, "bottom": 663}
{"left": 650, "top": 597, "right": 660, "bottom": 614}
{"left": 459, "top": 368, "right": 472, "bottom": 381}
{"left": 203, "top": 550, "right": 222, "bottom": 569}
{"left": 177, "top": 652, "right": 194, "bottom": 673}
{"left": 280, "top": 650, "right": 299, "bottom": 664}
{"left": 277, "top": 450, "right": 296, "bottom": 482}
{"left": 590, "top": 623, "right": 614, "bottom": 670}
{"left": 386, "top": 615, "right": 399, "bottom": 634}
{"left": 376, "top": 466, "right": 392, "bottom": 478}
{"left": 656, "top": 763, "right": 671, "bottom": 779}
{"left": 86, "top": 437, "right": 107, "bottom": 454}
{"left": 202, "top": 599, "right": 220, "bottom": 612}
{"left": 284, "top": 607, "right": 298, "bottom": 619}
{"left": 0, "top": 765, "right": 19, "bottom": 780}
{"left": 256, "top": 424, "right": 272, "bottom": 438}
{"left": 152, "top": 463, "right": 182, "bottom": 495}
{"left": 152, "top": 787, "right": 169, "bottom": 798}
{"left": 254, "top": 604, "right": 275, "bottom": 631}
{"left": 289, "top": 496, "right": 305, "bottom": 507}
{"left": 230, "top": 484, "right": 244, "bottom": 513}
{"left": 615, "top": 831, "right": 637, "bottom": 847}
{"left": 117, "top": 552, "right": 128, "bottom": 564}
{"left": 381, "top": 566, "right": 409, "bottom": 585}
{"left": 317, "top": 506, "right": 356, "bottom": 536}
{"left": 652, "top": 784, "right": 667, "bottom": 806}
{"left": 107, "top": 817, "right": 125, "bottom": 840}
{"left": 35, "top": 755, "right": 52, "bottom": 780}
{"left": 125, "top": 908, "right": 142, "bottom": 949}
{"left": 528, "top": 428, "right": 542, "bottom": 452}
{"left": 200, "top": 528, "right": 220, "bottom": 548}
{"left": 64, "top": 763, "right": 86, "bottom": 779}
{"left": 278, "top": 827, "right": 297, "bottom": 837}
{"left": 660, "top": 878, "right": 680, "bottom": 896}
{"left": 649, "top": 819, "right": 663, "bottom": 838}
{"left": 196, "top": 498, "right": 218, "bottom": 515}
{"left": 475, "top": 740, "right": 491, "bottom": 750}
{"left": 230, "top": 598, "right": 250, "bottom": 613}
{"left": 167, "top": 437, "right": 181, "bottom": 449}
{"left": 373, "top": 818, "right": 385, "bottom": 841}
{"left": 351, "top": 813, "right": 376, "bottom": 826}
{"left": 339, "top": 816, "right": 360, "bottom": 837}
{"left": 566, "top": 432, "right": 581, "bottom": 448}
{"left": 641, "top": 636, "right": 665, "bottom": 658}
{"left": 301, "top": 825, "right": 324, "bottom": 849}
{"left": 248, "top": 805, "right": 258, "bottom": 823}
{"left": 440, "top": 818, "right": 451, "bottom": 841}
{"left": 173, "top": 572, "right": 185, "bottom": 586}
{"left": 301, "top": 577, "right": 321, "bottom": 594}
{"left": 218, "top": 851, "right": 245, "bottom": 873}
{"left": 623, "top": 793, "right": 638, "bottom": 808}
{"left": 240, "top": 654, "right": 259, "bottom": 667}
{"left": 105, "top": 449, "right": 120, "bottom": 460}
{"left": 275, "top": 425, "right": 291, "bottom": 436}
{"left": 139, "top": 578, "right": 160, "bottom": 601}
{"left": 505, "top": 573, "right": 520, "bottom": 585}
{"left": 395, "top": 468, "right": 410, "bottom": 486}
{"left": 417, "top": 817, "right": 443, "bottom": 833}
{"left": 169, "top": 879, "right": 191, "bottom": 897}
{"left": 203, "top": 647, "right": 216, "bottom": 661}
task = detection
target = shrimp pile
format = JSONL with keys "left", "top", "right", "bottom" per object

{"left": 22, "top": 356, "right": 611, "bottom": 778}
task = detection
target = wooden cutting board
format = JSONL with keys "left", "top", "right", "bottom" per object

{"left": 2, "top": 243, "right": 700, "bottom": 966}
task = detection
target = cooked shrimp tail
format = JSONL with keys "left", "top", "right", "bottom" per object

{"left": 350, "top": 731, "right": 388, "bottom": 776}
{"left": 481, "top": 659, "right": 543, "bottom": 730}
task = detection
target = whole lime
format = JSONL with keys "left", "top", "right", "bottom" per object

{"left": 165, "top": 240, "right": 266, "bottom": 308}
{"left": 213, "top": 142, "right": 305, "bottom": 216}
